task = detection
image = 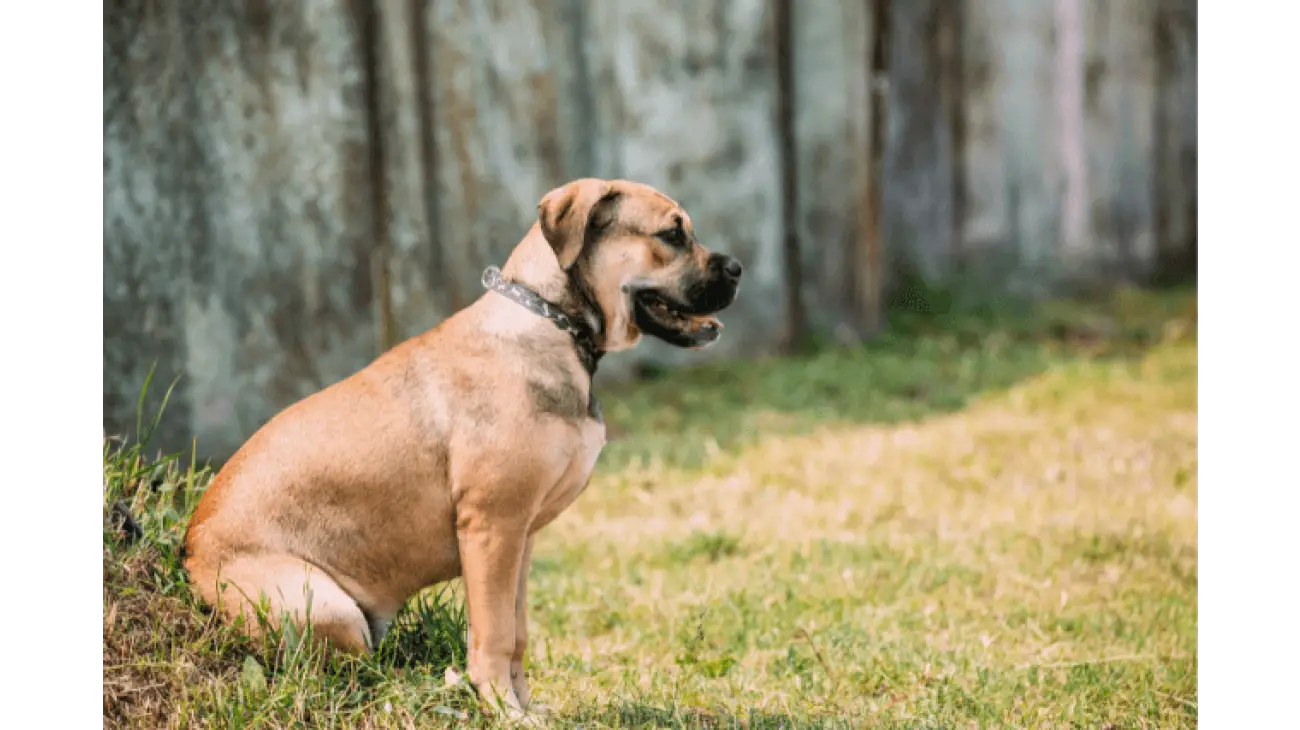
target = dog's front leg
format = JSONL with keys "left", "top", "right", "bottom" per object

{"left": 457, "top": 516, "right": 529, "bottom": 715}
{"left": 511, "top": 534, "right": 535, "bottom": 708}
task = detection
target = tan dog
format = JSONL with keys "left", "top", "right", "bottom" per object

{"left": 183, "top": 178, "right": 742, "bottom": 717}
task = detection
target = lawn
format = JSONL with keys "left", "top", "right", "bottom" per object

{"left": 104, "top": 286, "right": 1198, "bottom": 729}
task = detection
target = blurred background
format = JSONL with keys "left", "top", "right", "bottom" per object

{"left": 103, "top": 0, "right": 1197, "bottom": 462}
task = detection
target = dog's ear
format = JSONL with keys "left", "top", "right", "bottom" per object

{"left": 537, "top": 179, "right": 621, "bottom": 269}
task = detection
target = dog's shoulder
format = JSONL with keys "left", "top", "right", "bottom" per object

{"left": 512, "top": 330, "right": 598, "bottom": 424}
{"left": 526, "top": 373, "right": 588, "bottom": 423}
{"left": 398, "top": 317, "right": 599, "bottom": 431}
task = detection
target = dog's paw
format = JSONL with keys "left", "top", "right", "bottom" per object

{"left": 503, "top": 706, "right": 548, "bottom": 728}
{"left": 470, "top": 678, "right": 538, "bottom": 725}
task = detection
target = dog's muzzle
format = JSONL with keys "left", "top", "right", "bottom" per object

{"left": 633, "top": 253, "right": 742, "bottom": 349}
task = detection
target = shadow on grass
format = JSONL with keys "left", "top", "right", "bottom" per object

{"left": 598, "top": 285, "right": 1197, "bottom": 472}
{"left": 554, "top": 700, "right": 861, "bottom": 729}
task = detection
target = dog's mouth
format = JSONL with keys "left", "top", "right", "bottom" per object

{"left": 632, "top": 289, "right": 726, "bottom": 348}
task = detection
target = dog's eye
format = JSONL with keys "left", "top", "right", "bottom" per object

{"left": 656, "top": 226, "right": 686, "bottom": 248}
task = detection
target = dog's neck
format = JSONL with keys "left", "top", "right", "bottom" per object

{"left": 496, "top": 225, "right": 605, "bottom": 373}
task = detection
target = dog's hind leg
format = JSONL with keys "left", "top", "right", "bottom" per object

{"left": 368, "top": 614, "right": 394, "bottom": 648}
{"left": 187, "top": 552, "right": 373, "bottom": 655}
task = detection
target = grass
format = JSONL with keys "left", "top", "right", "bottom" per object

{"left": 104, "top": 285, "right": 1197, "bottom": 728}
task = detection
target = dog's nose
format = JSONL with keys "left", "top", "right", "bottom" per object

{"left": 722, "top": 256, "right": 743, "bottom": 280}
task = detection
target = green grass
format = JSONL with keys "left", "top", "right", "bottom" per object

{"left": 104, "top": 285, "right": 1197, "bottom": 728}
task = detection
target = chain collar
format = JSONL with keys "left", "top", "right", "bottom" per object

{"left": 481, "top": 266, "right": 604, "bottom": 375}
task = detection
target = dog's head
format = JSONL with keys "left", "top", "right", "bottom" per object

{"left": 537, "top": 178, "right": 742, "bottom": 352}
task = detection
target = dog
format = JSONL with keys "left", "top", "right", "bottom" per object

{"left": 183, "top": 178, "right": 742, "bottom": 717}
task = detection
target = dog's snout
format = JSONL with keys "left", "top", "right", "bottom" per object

{"left": 721, "top": 256, "right": 742, "bottom": 280}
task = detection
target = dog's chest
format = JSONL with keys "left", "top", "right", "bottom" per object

{"left": 535, "top": 415, "right": 606, "bottom": 529}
